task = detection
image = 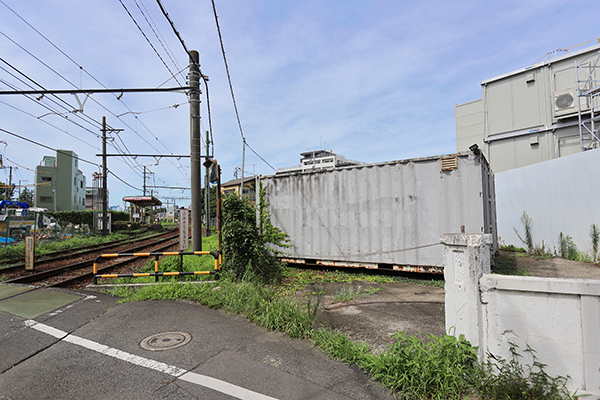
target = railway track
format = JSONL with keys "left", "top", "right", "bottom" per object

{"left": 1, "top": 230, "right": 181, "bottom": 289}
{"left": 0, "top": 230, "right": 175, "bottom": 274}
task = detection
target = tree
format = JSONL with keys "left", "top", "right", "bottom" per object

{"left": 0, "top": 184, "right": 15, "bottom": 201}
{"left": 18, "top": 187, "right": 34, "bottom": 205}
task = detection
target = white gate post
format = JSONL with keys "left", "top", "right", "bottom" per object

{"left": 441, "top": 233, "right": 492, "bottom": 358}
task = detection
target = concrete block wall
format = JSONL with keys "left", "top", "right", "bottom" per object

{"left": 442, "top": 234, "right": 600, "bottom": 399}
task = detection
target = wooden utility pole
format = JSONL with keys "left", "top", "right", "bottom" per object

{"left": 189, "top": 50, "right": 202, "bottom": 251}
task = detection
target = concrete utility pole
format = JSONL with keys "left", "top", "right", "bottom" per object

{"left": 7, "top": 166, "right": 12, "bottom": 200}
{"left": 205, "top": 131, "right": 211, "bottom": 236}
{"left": 101, "top": 117, "right": 108, "bottom": 236}
{"left": 143, "top": 166, "right": 147, "bottom": 196}
{"left": 189, "top": 50, "right": 202, "bottom": 251}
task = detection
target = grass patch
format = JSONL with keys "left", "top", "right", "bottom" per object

{"left": 500, "top": 244, "right": 527, "bottom": 253}
{"left": 332, "top": 285, "right": 383, "bottom": 303}
{"left": 313, "top": 329, "right": 572, "bottom": 400}
{"left": 493, "top": 254, "right": 529, "bottom": 276}
{"left": 0, "top": 231, "right": 158, "bottom": 262}
{"left": 97, "top": 235, "right": 220, "bottom": 286}
{"left": 104, "top": 239, "right": 570, "bottom": 399}
{"left": 278, "top": 267, "right": 443, "bottom": 295}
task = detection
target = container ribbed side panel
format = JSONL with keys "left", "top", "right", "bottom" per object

{"left": 262, "top": 152, "right": 495, "bottom": 268}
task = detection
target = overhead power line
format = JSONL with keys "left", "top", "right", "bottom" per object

{"left": 0, "top": 126, "right": 143, "bottom": 192}
{"left": 133, "top": 0, "right": 184, "bottom": 82}
{"left": 0, "top": 86, "right": 191, "bottom": 95}
{"left": 0, "top": 5, "right": 191, "bottom": 181}
{"left": 155, "top": 0, "right": 214, "bottom": 166}
{"left": 118, "top": 0, "right": 183, "bottom": 87}
{"left": 0, "top": 99, "right": 98, "bottom": 149}
{"left": 0, "top": 126, "right": 99, "bottom": 167}
{"left": 210, "top": 0, "right": 274, "bottom": 171}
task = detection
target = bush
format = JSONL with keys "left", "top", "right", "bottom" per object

{"left": 558, "top": 233, "right": 577, "bottom": 260}
{"left": 222, "top": 183, "right": 289, "bottom": 283}
{"left": 48, "top": 210, "right": 129, "bottom": 229}
{"left": 500, "top": 244, "right": 527, "bottom": 253}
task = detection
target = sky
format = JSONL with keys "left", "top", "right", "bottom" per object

{"left": 0, "top": 0, "right": 598, "bottom": 209}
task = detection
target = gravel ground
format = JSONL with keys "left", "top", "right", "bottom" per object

{"left": 499, "top": 250, "right": 600, "bottom": 280}
{"left": 311, "top": 253, "right": 600, "bottom": 352}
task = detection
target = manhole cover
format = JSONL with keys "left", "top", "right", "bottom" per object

{"left": 140, "top": 332, "right": 192, "bottom": 351}
{"left": 261, "top": 355, "right": 282, "bottom": 367}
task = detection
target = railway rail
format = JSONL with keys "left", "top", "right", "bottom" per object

{"left": 0, "top": 230, "right": 176, "bottom": 273}
{"left": 0, "top": 230, "right": 182, "bottom": 288}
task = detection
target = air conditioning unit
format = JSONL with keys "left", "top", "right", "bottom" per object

{"left": 554, "top": 88, "right": 588, "bottom": 117}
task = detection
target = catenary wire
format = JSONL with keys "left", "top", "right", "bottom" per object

{"left": 0, "top": 6, "right": 189, "bottom": 180}
{"left": 118, "top": 0, "right": 182, "bottom": 87}
{"left": 133, "top": 0, "right": 184, "bottom": 84}
{"left": 0, "top": 126, "right": 143, "bottom": 192}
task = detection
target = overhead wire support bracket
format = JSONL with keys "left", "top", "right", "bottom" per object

{"left": 98, "top": 153, "right": 192, "bottom": 158}
{"left": 0, "top": 87, "right": 192, "bottom": 95}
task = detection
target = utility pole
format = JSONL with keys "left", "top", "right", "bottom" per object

{"left": 101, "top": 117, "right": 108, "bottom": 236}
{"left": 189, "top": 50, "right": 202, "bottom": 251}
{"left": 240, "top": 140, "right": 246, "bottom": 199}
{"left": 7, "top": 166, "right": 12, "bottom": 200}
{"left": 143, "top": 166, "right": 147, "bottom": 196}
{"left": 205, "top": 131, "right": 211, "bottom": 237}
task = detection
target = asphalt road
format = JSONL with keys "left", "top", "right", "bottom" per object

{"left": 0, "top": 285, "right": 398, "bottom": 400}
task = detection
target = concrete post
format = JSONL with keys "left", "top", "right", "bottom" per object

{"left": 441, "top": 233, "right": 492, "bottom": 358}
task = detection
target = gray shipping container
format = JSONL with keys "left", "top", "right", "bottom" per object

{"left": 261, "top": 152, "right": 497, "bottom": 273}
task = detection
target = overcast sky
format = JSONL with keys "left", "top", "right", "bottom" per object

{"left": 0, "top": 0, "right": 598, "bottom": 208}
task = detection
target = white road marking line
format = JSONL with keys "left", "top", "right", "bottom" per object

{"left": 63, "top": 335, "right": 187, "bottom": 377}
{"left": 25, "top": 319, "right": 69, "bottom": 339}
{"left": 24, "top": 320, "right": 280, "bottom": 400}
{"left": 180, "top": 372, "right": 279, "bottom": 400}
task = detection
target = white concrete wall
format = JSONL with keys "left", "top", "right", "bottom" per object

{"left": 443, "top": 234, "right": 600, "bottom": 399}
{"left": 495, "top": 148, "right": 600, "bottom": 255}
{"left": 480, "top": 275, "right": 600, "bottom": 398}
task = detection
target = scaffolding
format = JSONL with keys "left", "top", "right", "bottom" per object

{"left": 576, "top": 49, "right": 600, "bottom": 151}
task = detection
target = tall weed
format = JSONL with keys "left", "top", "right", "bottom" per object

{"left": 591, "top": 224, "right": 599, "bottom": 262}
{"left": 514, "top": 211, "right": 534, "bottom": 253}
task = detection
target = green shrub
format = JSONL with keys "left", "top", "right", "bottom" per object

{"left": 591, "top": 224, "right": 599, "bottom": 262}
{"left": 362, "top": 331, "right": 478, "bottom": 399}
{"left": 222, "top": 183, "right": 289, "bottom": 283}
{"left": 474, "top": 343, "right": 571, "bottom": 400}
{"left": 501, "top": 244, "right": 527, "bottom": 253}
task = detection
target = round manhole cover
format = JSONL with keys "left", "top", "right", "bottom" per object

{"left": 140, "top": 332, "right": 192, "bottom": 351}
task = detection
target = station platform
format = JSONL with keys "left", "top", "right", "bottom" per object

{"left": 0, "top": 283, "right": 394, "bottom": 400}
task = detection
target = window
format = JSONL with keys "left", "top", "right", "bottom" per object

{"left": 40, "top": 196, "right": 53, "bottom": 202}
{"left": 74, "top": 177, "right": 77, "bottom": 185}
{"left": 41, "top": 176, "right": 52, "bottom": 182}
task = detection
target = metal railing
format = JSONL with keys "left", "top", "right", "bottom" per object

{"left": 93, "top": 250, "right": 220, "bottom": 284}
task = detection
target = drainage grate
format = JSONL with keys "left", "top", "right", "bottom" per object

{"left": 140, "top": 332, "right": 192, "bottom": 351}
